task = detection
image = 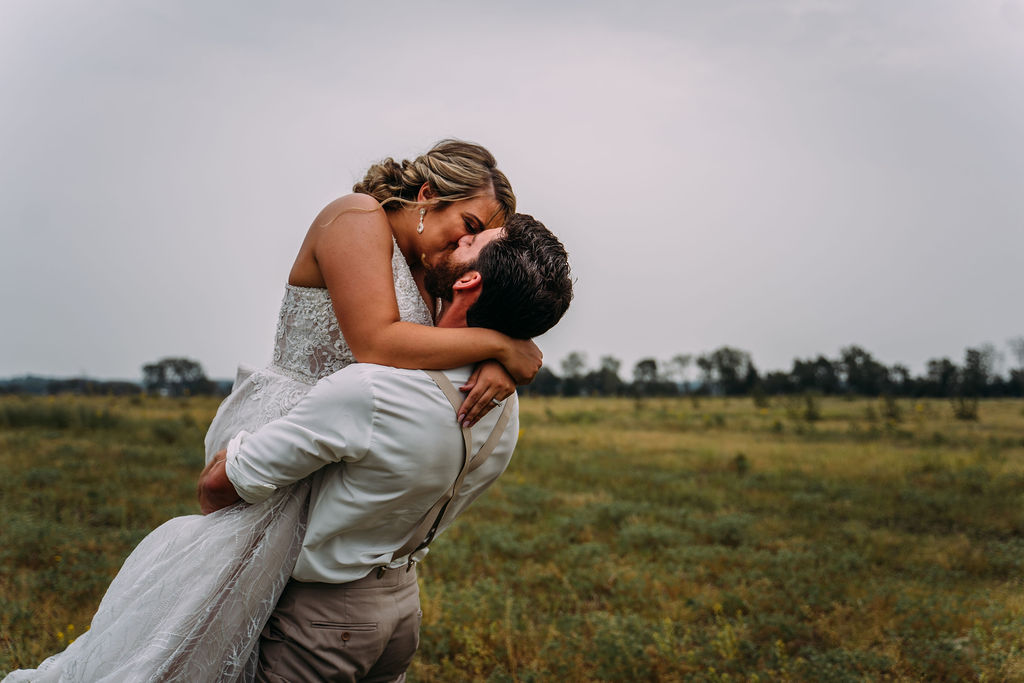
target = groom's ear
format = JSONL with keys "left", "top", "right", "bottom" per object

{"left": 450, "top": 271, "right": 484, "bottom": 312}
{"left": 452, "top": 271, "right": 482, "bottom": 292}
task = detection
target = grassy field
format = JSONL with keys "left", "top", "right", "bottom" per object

{"left": 1, "top": 394, "right": 1022, "bottom": 681}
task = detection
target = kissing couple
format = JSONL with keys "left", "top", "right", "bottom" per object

{"left": 6, "top": 139, "right": 572, "bottom": 682}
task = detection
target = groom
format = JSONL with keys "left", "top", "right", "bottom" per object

{"left": 199, "top": 213, "right": 572, "bottom": 681}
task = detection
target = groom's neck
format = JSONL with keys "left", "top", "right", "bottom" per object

{"left": 434, "top": 300, "right": 470, "bottom": 329}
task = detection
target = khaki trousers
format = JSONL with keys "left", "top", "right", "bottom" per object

{"left": 255, "top": 567, "right": 421, "bottom": 683}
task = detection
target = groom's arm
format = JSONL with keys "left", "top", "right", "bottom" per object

{"left": 198, "top": 366, "right": 375, "bottom": 512}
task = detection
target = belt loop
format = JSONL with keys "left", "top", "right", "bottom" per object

{"left": 376, "top": 566, "right": 385, "bottom": 579}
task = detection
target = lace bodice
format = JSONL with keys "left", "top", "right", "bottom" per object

{"left": 270, "top": 241, "right": 433, "bottom": 383}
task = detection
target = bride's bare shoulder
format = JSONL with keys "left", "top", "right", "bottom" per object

{"left": 289, "top": 194, "right": 391, "bottom": 286}
{"left": 312, "top": 193, "right": 385, "bottom": 228}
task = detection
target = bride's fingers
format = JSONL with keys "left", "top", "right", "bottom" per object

{"left": 460, "top": 366, "right": 484, "bottom": 393}
{"left": 458, "top": 388, "right": 500, "bottom": 428}
{"left": 458, "top": 360, "right": 514, "bottom": 427}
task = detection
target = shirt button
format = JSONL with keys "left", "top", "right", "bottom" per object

{"left": 341, "top": 631, "right": 350, "bottom": 641}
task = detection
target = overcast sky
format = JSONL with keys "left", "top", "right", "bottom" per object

{"left": 2, "top": 0, "right": 1022, "bottom": 382}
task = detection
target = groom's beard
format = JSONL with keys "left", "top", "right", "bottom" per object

{"left": 423, "top": 256, "right": 472, "bottom": 302}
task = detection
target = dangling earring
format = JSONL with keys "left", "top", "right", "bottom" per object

{"left": 417, "top": 208, "right": 426, "bottom": 234}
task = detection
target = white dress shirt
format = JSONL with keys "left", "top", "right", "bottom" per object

{"left": 224, "top": 363, "right": 519, "bottom": 583}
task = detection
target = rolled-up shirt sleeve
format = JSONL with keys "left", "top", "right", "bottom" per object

{"left": 224, "top": 368, "right": 376, "bottom": 504}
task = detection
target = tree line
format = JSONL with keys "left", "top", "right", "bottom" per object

{"left": 0, "top": 358, "right": 227, "bottom": 397}
{"left": 0, "top": 376, "right": 144, "bottom": 396}
{"left": 521, "top": 339, "right": 1024, "bottom": 400}
{"left": 4, "top": 341, "right": 1023, "bottom": 401}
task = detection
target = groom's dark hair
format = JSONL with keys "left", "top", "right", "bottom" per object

{"left": 467, "top": 213, "right": 573, "bottom": 339}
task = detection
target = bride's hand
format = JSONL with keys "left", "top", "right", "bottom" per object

{"left": 500, "top": 338, "right": 543, "bottom": 385}
{"left": 197, "top": 449, "right": 242, "bottom": 514}
{"left": 458, "top": 360, "right": 516, "bottom": 428}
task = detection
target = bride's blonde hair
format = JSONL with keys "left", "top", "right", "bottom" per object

{"left": 353, "top": 139, "right": 516, "bottom": 221}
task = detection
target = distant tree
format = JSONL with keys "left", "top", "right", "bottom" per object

{"left": 522, "top": 367, "right": 561, "bottom": 396}
{"left": 1008, "top": 337, "right": 1024, "bottom": 397}
{"left": 632, "top": 358, "right": 660, "bottom": 396}
{"left": 665, "top": 354, "right": 693, "bottom": 392}
{"left": 790, "top": 359, "right": 815, "bottom": 393}
{"left": 960, "top": 346, "right": 996, "bottom": 397}
{"left": 560, "top": 351, "right": 588, "bottom": 396}
{"left": 743, "top": 363, "right": 761, "bottom": 395}
{"left": 560, "top": 351, "right": 588, "bottom": 379}
{"left": 142, "top": 357, "right": 215, "bottom": 396}
{"left": 923, "top": 357, "right": 958, "bottom": 397}
{"left": 582, "top": 355, "right": 624, "bottom": 396}
{"left": 838, "top": 346, "right": 889, "bottom": 396}
{"left": 1010, "top": 371, "right": 1024, "bottom": 398}
{"left": 889, "top": 364, "right": 912, "bottom": 396}
{"left": 791, "top": 356, "right": 840, "bottom": 394}
{"left": 1008, "top": 336, "right": 1024, "bottom": 371}
{"left": 695, "top": 355, "right": 713, "bottom": 394}
{"left": 633, "top": 358, "right": 659, "bottom": 384}
{"left": 698, "top": 346, "right": 756, "bottom": 396}
{"left": 760, "top": 370, "right": 795, "bottom": 395}
{"left": 599, "top": 355, "right": 621, "bottom": 376}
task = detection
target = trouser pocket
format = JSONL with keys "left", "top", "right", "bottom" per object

{"left": 311, "top": 620, "right": 379, "bottom": 646}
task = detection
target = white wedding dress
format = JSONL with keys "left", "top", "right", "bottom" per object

{"left": 4, "top": 243, "right": 433, "bottom": 682}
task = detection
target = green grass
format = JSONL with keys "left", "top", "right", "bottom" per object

{"left": 2, "top": 394, "right": 1023, "bottom": 681}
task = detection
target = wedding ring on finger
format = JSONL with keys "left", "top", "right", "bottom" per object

{"left": 490, "top": 397, "right": 502, "bottom": 407}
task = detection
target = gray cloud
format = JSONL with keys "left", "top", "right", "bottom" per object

{"left": 1, "top": 0, "right": 1021, "bottom": 380}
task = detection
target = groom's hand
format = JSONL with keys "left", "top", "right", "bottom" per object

{"left": 198, "top": 449, "right": 242, "bottom": 514}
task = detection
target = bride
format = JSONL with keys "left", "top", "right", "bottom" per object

{"left": 4, "top": 139, "right": 539, "bottom": 682}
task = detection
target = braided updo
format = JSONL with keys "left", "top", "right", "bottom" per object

{"left": 353, "top": 139, "right": 516, "bottom": 221}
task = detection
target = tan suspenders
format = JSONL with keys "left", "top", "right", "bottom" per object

{"left": 389, "top": 370, "right": 515, "bottom": 565}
